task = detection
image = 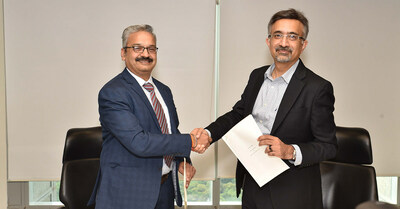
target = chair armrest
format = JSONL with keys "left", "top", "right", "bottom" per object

{"left": 356, "top": 201, "right": 400, "bottom": 209}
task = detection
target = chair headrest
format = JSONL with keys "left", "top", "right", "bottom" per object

{"left": 332, "top": 126, "right": 373, "bottom": 165}
{"left": 62, "top": 126, "right": 102, "bottom": 163}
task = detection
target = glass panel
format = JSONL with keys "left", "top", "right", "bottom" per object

{"left": 29, "top": 181, "right": 62, "bottom": 205}
{"left": 27, "top": 177, "right": 400, "bottom": 206}
{"left": 377, "top": 176, "right": 398, "bottom": 204}
{"left": 179, "top": 180, "right": 212, "bottom": 205}
{"left": 30, "top": 180, "right": 213, "bottom": 206}
{"left": 220, "top": 178, "right": 241, "bottom": 205}
{"left": 29, "top": 180, "right": 213, "bottom": 205}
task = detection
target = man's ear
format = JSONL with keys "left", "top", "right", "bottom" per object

{"left": 266, "top": 37, "right": 271, "bottom": 48}
{"left": 301, "top": 40, "right": 308, "bottom": 52}
{"left": 121, "top": 48, "right": 126, "bottom": 61}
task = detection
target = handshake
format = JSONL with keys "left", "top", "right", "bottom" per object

{"left": 190, "top": 128, "right": 212, "bottom": 154}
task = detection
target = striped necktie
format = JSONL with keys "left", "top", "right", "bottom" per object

{"left": 143, "top": 82, "right": 173, "bottom": 167}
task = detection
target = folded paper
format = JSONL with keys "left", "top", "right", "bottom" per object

{"left": 222, "top": 115, "right": 289, "bottom": 187}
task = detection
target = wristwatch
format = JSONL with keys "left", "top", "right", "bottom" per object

{"left": 292, "top": 147, "right": 296, "bottom": 160}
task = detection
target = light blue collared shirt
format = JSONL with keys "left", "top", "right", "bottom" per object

{"left": 252, "top": 60, "right": 302, "bottom": 165}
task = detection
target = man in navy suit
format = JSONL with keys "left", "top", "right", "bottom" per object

{"left": 194, "top": 9, "right": 337, "bottom": 209}
{"left": 88, "top": 24, "right": 211, "bottom": 209}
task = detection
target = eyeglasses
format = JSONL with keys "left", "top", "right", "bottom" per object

{"left": 124, "top": 45, "right": 158, "bottom": 54}
{"left": 268, "top": 33, "right": 305, "bottom": 41}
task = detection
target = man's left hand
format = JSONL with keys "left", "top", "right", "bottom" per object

{"left": 178, "top": 161, "right": 196, "bottom": 188}
{"left": 257, "top": 135, "right": 294, "bottom": 160}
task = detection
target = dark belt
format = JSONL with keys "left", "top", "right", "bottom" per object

{"left": 161, "top": 173, "right": 169, "bottom": 184}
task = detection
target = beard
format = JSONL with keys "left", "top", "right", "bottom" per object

{"left": 276, "top": 54, "right": 291, "bottom": 63}
{"left": 275, "top": 46, "right": 292, "bottom": 63}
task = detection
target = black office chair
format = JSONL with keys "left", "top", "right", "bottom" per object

{"left": 356, "top": 201, "right": 400, "bottom": 209}
{"left": 320, "top": 126, "right": 378, "bottom": 209}
{"left": 59, "top": 126, "right": 102, "bottom": 209}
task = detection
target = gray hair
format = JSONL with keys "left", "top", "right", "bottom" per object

{"left": 121, "top": 24, "right": 157, "bottom": 47}
{"left": 268, "top": 8, "right": 309, "bottom": 40}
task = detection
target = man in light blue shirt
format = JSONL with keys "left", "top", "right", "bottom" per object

{"left": 196, "top": 9, "right": 337, "bottom": 209}
{"left": 252, "top": 60, "right": 302, "bottom": 166}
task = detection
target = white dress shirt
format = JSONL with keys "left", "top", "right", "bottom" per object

{"left": 127, "top": 68, "right": 173, "bottom": 174}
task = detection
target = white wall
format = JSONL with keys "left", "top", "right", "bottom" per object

{"left": 3, "top": 0, "right": 400, "bottom": 189}
{"left": 217, "top": 0, "right": 400, "bottom": 176}
{"left": 4, "top": 0, "right": 216, "bottom": 181}
{"left": 1, "top": 0, "right": 8, "bottom": 207}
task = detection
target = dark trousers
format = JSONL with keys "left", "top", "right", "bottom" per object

{"left": 242, "top": 174, "right": 274, "bottom": 209}
{"left": 154, "top": 173, "right": 174, "bottom": 209}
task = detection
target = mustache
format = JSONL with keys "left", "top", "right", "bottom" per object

{"left": 275, "top": 46, "right": 292, "bottom": 53}
{"left": 135, "top": 56, "right": 153, "bottom": 62}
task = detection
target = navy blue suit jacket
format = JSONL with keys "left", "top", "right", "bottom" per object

{"left": 89, "top": 69, "right": 192, "bottom": 209}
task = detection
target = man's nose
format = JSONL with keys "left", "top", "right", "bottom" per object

{"left": 279, "top": 36, "right": 289, "bottom": 47}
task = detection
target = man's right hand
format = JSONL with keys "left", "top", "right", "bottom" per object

{"left": 190, "top": 128, "right": 212, "bottom": 154}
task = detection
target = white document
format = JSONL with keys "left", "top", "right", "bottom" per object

{"left": 222, "top": 115, "right": 289, "bottom": 187}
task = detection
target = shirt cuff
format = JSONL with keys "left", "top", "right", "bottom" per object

{"left": 289, "top": 144, "right": 302, "bottom": 166}
{"left": 205, "top": 129, "right": 212, "bottom": 139}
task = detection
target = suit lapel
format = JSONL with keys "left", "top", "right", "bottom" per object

{"left": 121, "top": 69, "right": 161, "bottom": 131}
{"left": 245, "top": 67, "right": 268, "bottom": 115}
{"left": 271, "top": 61, "right": 307, "bottom": 134}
